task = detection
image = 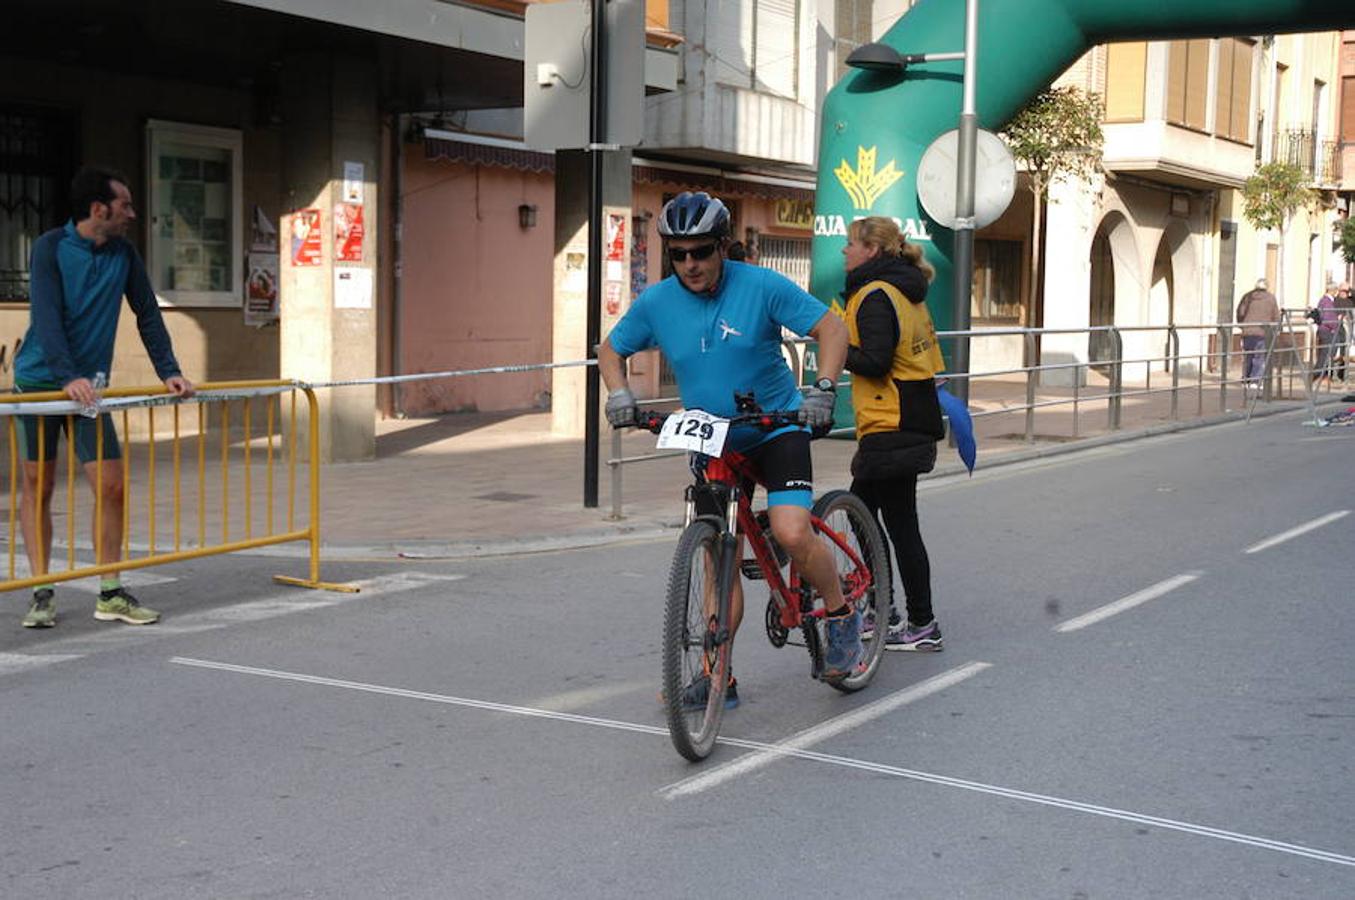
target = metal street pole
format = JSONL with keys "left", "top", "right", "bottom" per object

{"left": 584, "top": 0, "right": 607, "bottom": 508}
{"left": 951, "top": 0, "right": 979, "bottom": 410}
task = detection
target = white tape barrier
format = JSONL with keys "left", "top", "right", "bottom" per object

{"left": 0, "top": 358, "right": 598, "bottom": 418}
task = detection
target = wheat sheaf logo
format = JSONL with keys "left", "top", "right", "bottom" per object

{"left": 834, "top": 146, "right": 903, "bottom": 210}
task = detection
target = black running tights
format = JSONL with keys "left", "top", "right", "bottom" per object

{"left": 850, "top": 473, "right": 933, "bottom": 626}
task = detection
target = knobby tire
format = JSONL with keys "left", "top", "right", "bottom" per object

{"left": 662, "top": 519, "right": 731, "bottom": 761}
{"left": 810, "top": 490, "right": 891, "bottom": 693}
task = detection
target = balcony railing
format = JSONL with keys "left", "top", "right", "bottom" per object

{"left": 1274, "top": 128, "right": 1342, "bottom": 185}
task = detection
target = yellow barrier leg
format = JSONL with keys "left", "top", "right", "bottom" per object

{"left": 271, "top": 387, "right": 358, "bottom": 593}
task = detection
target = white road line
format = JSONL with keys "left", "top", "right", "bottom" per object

{"left": 1054, "top": 573, "right": 1202, "bottom": 634}
{"left": 0, "top": 572, "right": 463, "bottom": 676}
{"left": 170, "top": 655, "right": 1355, "bottom": 869}
{"left": 170, "top": 656, "right": 669, "bottom": 738}
{"left": 1243, "top": 510, "right": 1350, "bottom": 555}
{"left": 0, "top": 652, "right": 85, "bottom": 675}
{"left": 659, "top": 662, "right": 991, "bottom": 799}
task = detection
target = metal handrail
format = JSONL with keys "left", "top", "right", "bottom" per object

{"left": 605, "top": 320, "right": 1337, "bottom": 519}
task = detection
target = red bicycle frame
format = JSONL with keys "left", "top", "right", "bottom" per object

{"left": 698, "top": 452, "right": 874, "bottom": 633}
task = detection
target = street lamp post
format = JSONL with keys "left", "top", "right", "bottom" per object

{"left": 846, "top": 0, "right": 980, "bottom": 408}
{"left": 952, "top": 0, "right": 979, "bottom": 410}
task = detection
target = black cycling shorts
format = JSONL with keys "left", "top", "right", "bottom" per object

{"left": 689, "top": 428, "right": 813, "bottom": 512}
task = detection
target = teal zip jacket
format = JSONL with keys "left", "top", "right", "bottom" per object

{"left": 15, "top": 221, "right": 181, "bottom": 389}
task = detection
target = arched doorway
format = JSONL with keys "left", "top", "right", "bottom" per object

{"left": 1150, "top": 236, "right": 1175, "bottom": 370}
{"left": 1088, "top": 211, "right": 1137, "bottom": 371}
{"left": 1089, "top": 228, "right": 1115, "bottom": 366}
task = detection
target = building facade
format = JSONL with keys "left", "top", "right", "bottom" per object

{"left": 1031, "top": 32, "right": 1346, "bottom": 384}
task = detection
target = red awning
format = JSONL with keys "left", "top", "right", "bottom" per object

{"left": 423, "top": 136, "right": 555, "bottom": 174}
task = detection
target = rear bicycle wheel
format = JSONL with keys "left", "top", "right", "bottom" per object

{"left": 662, "top": 519, "right": 732, "bottom": 761}
{"left": 811, "top": 490, "right": 890, "bottom": 693}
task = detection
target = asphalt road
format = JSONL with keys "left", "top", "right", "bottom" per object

{"left": 1, "top": 408, "right": 1352, "bottom": 899}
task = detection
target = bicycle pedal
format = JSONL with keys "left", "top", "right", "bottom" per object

{"left": 740, "top": 559, "right": 765, "bottom": 580}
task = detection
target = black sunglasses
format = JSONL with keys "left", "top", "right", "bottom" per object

{"left": 668, "top": 243, "right": 719, "bottom": 263}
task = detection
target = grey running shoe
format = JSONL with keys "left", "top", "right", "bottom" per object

{"left": 23, "top": 589, "right": 56, "bottom": 628}
{"left": 861, "top": 608, "right": 902, "bottom": 641}
{"left": 886, "top": 619, "right": 943, "bottom": 652}
{"left": 823, "top": 609, "right": 864, "bottom": 679}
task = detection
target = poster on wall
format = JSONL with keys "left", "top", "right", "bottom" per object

{"left": 605, "top": 282, "right": 624, "bottom": 316}
{"left": 251, "top": 206, "right": 278, "bottom": 252}
{"left": 335, "top": 202, "right": 364, "bottom": 262}
{"left": 630, "top": 215, "right": 649, "bottom": 298}
{"left": 606, "top": 213, "right": 626, "bottom": 261}
{"left": 245, "top": 252, "right": 280, "bottom": 326}
{"left": 290, "top": 209, "right": 322, "bottom": 266}
{"left": 343, "top": 161, "right": 365, "bottom": 204}
{"left": 334, "top": 266, "right": 373, "bottom": 309}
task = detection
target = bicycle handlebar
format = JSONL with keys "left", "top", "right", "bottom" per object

{"left": 633, "top": 409, "right": 806, "bottom": 435}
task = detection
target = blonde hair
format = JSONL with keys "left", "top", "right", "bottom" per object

{"left": 847, "top": 216, "right": 935, "bottom": 282}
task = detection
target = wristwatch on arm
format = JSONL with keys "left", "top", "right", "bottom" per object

{"left": 814, "top": 377, "right": 837, "bottom": 393}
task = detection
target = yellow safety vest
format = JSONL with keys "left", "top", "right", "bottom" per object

{"left": 842, "top": 279, "right": 945, "bottom": 438}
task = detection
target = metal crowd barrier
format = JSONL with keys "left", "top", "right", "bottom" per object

{"left": 0, "top": 380, "right": 353, "bottom": 595}
{"left": 605, "top": 319, "right": 1345, "bottom": 518}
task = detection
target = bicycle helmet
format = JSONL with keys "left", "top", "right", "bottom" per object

{"left": 657, "top": 191, "right": 731, "bottom": 240}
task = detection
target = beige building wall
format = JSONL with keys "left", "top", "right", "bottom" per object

{"left": 1033, "top": 31, "right": 1345, "bottom": 386}
{"left": 1232, "top": 31, "right": 1344, "bottom": 312}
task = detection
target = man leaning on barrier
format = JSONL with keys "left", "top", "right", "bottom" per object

{"left": 13, "top": 165, "right": 194, "bottom": 629}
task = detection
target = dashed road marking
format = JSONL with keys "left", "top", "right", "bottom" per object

{"left": 0, "top": 571, "right": 463, "bottom": 676}
{"left": 1243, "top": 510, "right": 1350, "bottom": 554}
{"left": 659, "top": 661, "right": 992, "bottom": 799}
{"left": 1054, "top": 573, "right": 1201, "bottom": 634}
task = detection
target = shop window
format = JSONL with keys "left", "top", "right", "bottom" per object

{"left": 0, "top": 106, "right": 74, "bottom": 302}
{"left": 146, "top": 120, "right": 242, "bottom": 307}
{"left": 972, "top": 239, "right": 1023, "bottom": 324}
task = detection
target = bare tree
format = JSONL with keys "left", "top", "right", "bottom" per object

{"left": 1002, "top": 86, "right": 1105, "bottom": 328}
{"left": 1240, "top": 162, "right": 1317, "bottom": 309}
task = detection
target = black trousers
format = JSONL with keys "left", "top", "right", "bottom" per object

{"left": 850, "top": 473, "right": 934, "bottom": 626}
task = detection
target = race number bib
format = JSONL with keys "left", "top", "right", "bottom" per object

{"left": 656, "top": 409, "right": 730, "bottom": 456}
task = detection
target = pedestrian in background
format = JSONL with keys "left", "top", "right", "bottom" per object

{"left": 1311, "top": 283, "right": 1340, "bottom": 388}
{"left": 1236, "top": 278, "right": 1279, "bottom": 392}
{"left": 838, "top": 216, "right": 944, "bottom": 651}
{"left": 14, "top": 165, "right": 194, "bottom": 629}
{"left": 1333, "top": 282, "right": 1352, "bottom": 383}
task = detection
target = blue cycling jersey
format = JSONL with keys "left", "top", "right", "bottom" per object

{"left": 607, "top": 260, "right": 828, "bottom": 451}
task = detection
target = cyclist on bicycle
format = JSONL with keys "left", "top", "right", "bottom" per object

{"left": 598, "top": 191, "right": 862, "bottom": 698}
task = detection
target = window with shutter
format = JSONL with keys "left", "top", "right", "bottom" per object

{"left": 1105, "top": 42, "right": 1146, "bottom": 122}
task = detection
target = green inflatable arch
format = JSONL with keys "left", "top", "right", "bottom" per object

{"left": 811, "top": 0, "right": 1353, "bottom": 334}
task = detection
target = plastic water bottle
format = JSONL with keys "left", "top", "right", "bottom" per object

{"left": 80, "top": 371, "right": 107, "bottom": 419}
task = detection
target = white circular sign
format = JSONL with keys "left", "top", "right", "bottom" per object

{"left": 915, "top": 128, "right": 1017, "bottom": 230}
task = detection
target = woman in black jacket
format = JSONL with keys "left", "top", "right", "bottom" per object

{"left": 840, "top": 216, "right": 944, "bottom": 651}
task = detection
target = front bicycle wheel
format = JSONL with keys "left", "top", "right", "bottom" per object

{"left": 811, "top": 490, "right": 890, "bottom": 693}
{"left": 662, "top": 519, "right": 732, "bottom": 761}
